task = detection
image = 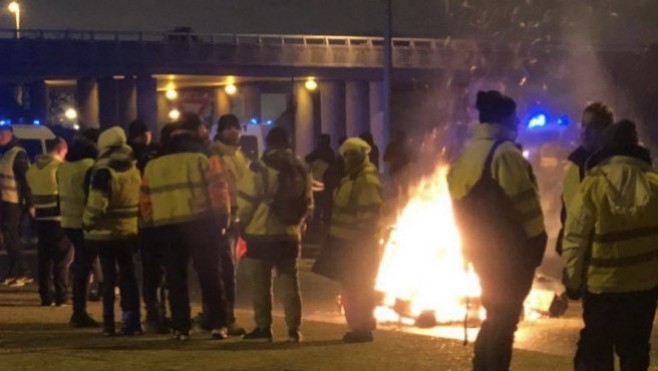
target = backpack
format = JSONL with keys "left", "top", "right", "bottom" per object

{"left": 451, "top": 140, "right": 529, "bottom": 270}
{"left": 263, "top": 158, "right": 310, "bottom": 226}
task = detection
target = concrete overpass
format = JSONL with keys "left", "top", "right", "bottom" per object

{"left": 0, "top": 28, "right": 499, "bottom": 154}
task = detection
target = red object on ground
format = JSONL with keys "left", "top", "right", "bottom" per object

{"left": 236, "top": 237, "right": 248, "bottom": 259}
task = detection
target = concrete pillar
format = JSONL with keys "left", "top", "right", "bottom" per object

{"left": 117, "top": 76, "right": 137, "bottom": 127}
{"left": 369, "top": 80, "right": 388, "bottom": 164}
{"left": 345, "top": 80, "right": 370, "bottom": 138}
{"left": 294, "top": 82, "right": 314, "bottom": 157}
{"left": 213, "top": 87, "right": 232, "bottom": 125}
{"left": 28, "top": 81, "right": 48, "bottom": 122}
{"left": 136, "top": 75, "right": 158, "bottom": 136}
{"left": 241, "top": 84, "right": 261, "bottom": 123}
{"left": 97, "top": 76, "right": 119, "bottom": 130}
{"left": 76, "top": 77, "right": 99, "bottom": 128}
{"left": 320, "top": 81, "right": 346, "bottom": 149}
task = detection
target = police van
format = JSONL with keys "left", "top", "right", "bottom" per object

{"left": 12, "top": 124, "right": 57, "bottom": 161}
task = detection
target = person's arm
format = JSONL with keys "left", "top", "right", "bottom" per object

{"left": 205, "top": 155, "right": 230, "bottom": 228}
{"left": 82, "top": 168, "right": 112, "bottom": 229}
{"left": 562, "top": 181, "right": 595, "bottom": 296}
{"left": 139, "top": 166, "right": 153, "bottom": 228}
{"left": 237, "top": 163, "right": 262, "bottom": 229}
{"left": 494, "top": 145, "right": 547, "bottom": 266}
{"left": 13, "top": 151, "right": 33, "bottom": 208}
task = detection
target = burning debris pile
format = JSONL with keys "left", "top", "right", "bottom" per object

{"left": 374, "top": 166, "right": 567, "bottom": 328}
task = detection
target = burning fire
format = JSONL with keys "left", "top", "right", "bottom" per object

{"left": 374, "top": 165, "right": 562, "bottom": 326}
{"left": 375, "top": 165, "right": 482, "bottom": 325}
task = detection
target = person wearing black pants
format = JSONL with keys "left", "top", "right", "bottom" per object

{"left": 164, "top": 222, "right": 227, "bottom": 338}
{"left": 1, "top": 203, "right": 26, "bottom": 284}
{"left": 36, "top": 221, "right": 70, "bottom": 305}
{"left": 92, "top": 240, "right": 140, "bottom": 335}
{"left": 140, "top": 228, "right": 168, "bottom": 333}
{"left": 66, "top": 228, "right": 99, "bottom": 323}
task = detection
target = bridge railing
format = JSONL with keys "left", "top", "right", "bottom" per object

{"left": 0, "top": 28, "right": 450, "bottom": 49}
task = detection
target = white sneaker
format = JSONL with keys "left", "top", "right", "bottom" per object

{"left": 211, "top": 327, "right": 228, "bottom": 340}
{"left": 8, "top": 278, "right": 26, "bottom": 287}
{"left": 1, "top": 277, "right": 14, "bottom": 286}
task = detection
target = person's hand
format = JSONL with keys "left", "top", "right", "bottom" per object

{"left": 566, "top": 287, "right": 582, "bottom": 301}
{"left": 28, "top": 207, "right": 36, "bottom": 219}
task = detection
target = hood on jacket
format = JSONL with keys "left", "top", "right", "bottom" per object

{"left": 166, "top": 132, "right": 210, "bottom": 156}
{"left": 34, "top": 154, "right": 57, "bottom": 169}
{"left": 98, "top": 127, "right": 130, "bottom": 156}
{"left": 593, "top": 156, "right": 654, "bottom": 217}
{"left": 262, "top": 147, "right": 299, "bottom": 171}
{"left": 211, "top": 140, "right": 239, "bottom": 157}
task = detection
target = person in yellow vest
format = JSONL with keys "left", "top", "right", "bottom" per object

{"left": 209, "top": 113, "right": 249, "bottom": 336}
{"left": 83, "top": 127, "right": 142, "bottom": 336}
{"left": 136, "top": 122, "right": 180, "bottom": 335}
{"left": 60, "top": 132, "right": 100, "bottom": 327}
{"left": 0, "top": 125, "right": 33, "bottom": 287}
{"left": 237, "top": 127, "right": 312, "bottom": 343}
{"left": 563, "top": 121, "right": 658, "bottom": 371}
{"left": 556, "top": 102, "right": 614, "bottom": 256}
{"left": 141, "top": 113, "right": 231, "bottom": 341}
{"left": 312, "top": 137, "right": 383, "bottom": 343}
{"left": 26, "top": 137, "right": 70, "bottom": 306}
{"left": 448, "top": 91, "right": 547, "bottom": 371}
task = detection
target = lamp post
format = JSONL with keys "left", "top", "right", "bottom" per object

{"left": 8, "top": 1, "right": 20, "bottom": 39}
{"left": 383, "top": 0, "right": 392, "bottom": 141}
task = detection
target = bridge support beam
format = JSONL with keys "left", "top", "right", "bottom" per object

{"left": 213, "top": 87, "right": 232, "bottom": 125}
{"left": 136, "top": 75, "right": 158, "bottom": 136}
{"left": 98, "top": 76, "right": 119, "bottom": 130}
{"left": 241, "top": 85, "right": 261, "bottom": 123}
{"left": 345, "top": 80, "right": 370, "bottom": 138}
{"left": 118, "top": 76, "right": 137, "bottom": 128}
{"left": 28, "top": 81, "right": 48, "bottom": 123}
{"left": 294, "top": 82, "right": 314, "bottom": 157}
{"left": 76, "top": 77, "right": 99, "bottom": 128}
{"left": 320, "top": 81, "right": 345, "bottom": 149}
{"left": 369, "top": 80, "right": 388, "bottom": 165}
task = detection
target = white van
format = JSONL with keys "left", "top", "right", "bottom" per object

{"left": 12, "top": 125, "right": 56, "bottom": 161}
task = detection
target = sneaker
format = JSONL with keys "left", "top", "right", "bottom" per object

{"left": 226, "top": 323, "right": 246, "bottom": 336}
{"left": 23, "top": 277, "right": 34, "bottom": 284}
{"left": 70, "top": 313, "right": 100, "bottom": 328}
{"left": 242, "top": 327, "right": 273, "bottom": 343}
{"left": 342, "top": 331, "right": 374, "bottom": 344}
{"left": 192, "top": 312, "right": 210, "bottom": 331}
{"left": 0, "top": 277, "right": 14, "bottom": 286}
{"left": 172, "top": 330, "right": 190, "bottom": 341}
{"left": 40, "top": 300, "right": 53, "bottom": 307}
{"left": 288, "top": 328, "right": 303, "bottom": 343}
{"left": 8, "top": 277, "right": 26, "bottom": 287}
{"left": 121, "top": 326, "right": 143, "bottom": 336}
{"left": 210, "top": 327, "right": 229, "bottom": 340}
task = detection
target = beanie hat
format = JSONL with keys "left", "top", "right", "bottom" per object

{"left": 217, "top": 114, "right": 241, "bottom": 135}
{"left": 476, "top": 90, "right": 517, "bottom": 124}
{"left": 266, "top": 127, "right": 290, "bottom": 148}
{"left": 127, "top": 119, "right": 150, "bottom": 142}
{"left": 98, "top": 126, "right": 127, "bottom": 154}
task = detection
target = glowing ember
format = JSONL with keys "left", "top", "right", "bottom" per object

{"left": 375, "top": 166, "right": 482, "bottom": 324}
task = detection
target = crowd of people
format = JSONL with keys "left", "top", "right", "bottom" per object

{"left": 0, "top": 90, "right": 656, "bottom": 369}
{"left": 0, "top": 111, "right": 389, "bottom": 344}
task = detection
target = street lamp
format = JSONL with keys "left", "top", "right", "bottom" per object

{"left": 8, "top": 1, "right": 20, "bottom": 39}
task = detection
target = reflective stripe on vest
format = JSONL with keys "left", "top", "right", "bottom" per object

{"left": 58, "top": 159, "right": 95, "bottom": 229}
{"left": 84, "top": 164, "right": 141, "bottom": 240}
{"left": 143, "top": 153, "right": 213, "bottom": 227}
{"left": 0, "top": 147, "right": 25, "bottom": 204}
{"left": 26, "top": 156, "right": 61, "bottom": 221}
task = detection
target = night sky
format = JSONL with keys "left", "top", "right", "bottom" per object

{"left": 1, "top": 0, "right": 657, "bottom": 44}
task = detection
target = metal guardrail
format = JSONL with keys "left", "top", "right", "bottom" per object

{"left": 0, "top": 28, "right": 449, "bottom": 49}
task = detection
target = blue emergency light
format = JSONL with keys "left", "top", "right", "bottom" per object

{"left": 527, "top": 114, "right": 547, "bottom": 129}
